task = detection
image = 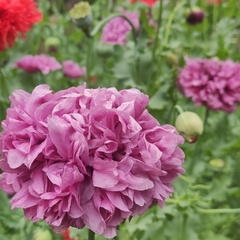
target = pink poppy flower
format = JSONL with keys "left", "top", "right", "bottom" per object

{"left": 101, "top": 8, "right": 140, "bottom": 45}
{"left": 15, "top": 54, "right": 61, "bottom": 74}
{"left": 177, "top": 57, "right": 240, "bottom": 112}
{"left": 63, "top": 60, "right": 86, "bottom": 79}
{"left": 0, "top": 84, "right": 185, "bottom": 238}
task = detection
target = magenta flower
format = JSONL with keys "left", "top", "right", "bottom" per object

{"left": 101, "top": 8, "right": 139, "bottom": 45}
{"left": 177, "top": 57, "right": 240, "bottom": 113}
{"left": 15, "top": 54, "right": 61, "bottom": 74}
{"left": 0, "top": 84, "right": 185, "bottom": 238}
{"left": 63, "top": 60, "right": 86, "bottom": 79}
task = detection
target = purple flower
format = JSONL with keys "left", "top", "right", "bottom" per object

{"left": 177, "top": 57, "right": 240, "bottom": 112}
{"left": 0, "top": 84, "right": 185, "bottom": 238}
{"left": 63, "top": 60, "right": 86, "bottom": 79}
{"left": 101, "top": 8, "right": 139, "bottom": 45}
{"left": 15, "top": 54, "right": 61, "bottom": 74}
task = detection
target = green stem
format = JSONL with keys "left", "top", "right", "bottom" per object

{"left": 179, "top": 174, "right": 191, "bottom": 183}
{"left": 186, "top": 0, "right": 192, "bottom": 10}
{"left": 90, "top": 13, "right": 137, "bottom": 45}
{"left": 174, "top": 105, "right": 184, "bottom": 115}
{"left": 196, "top": 207, "right": 240, "bottom": 214}
{"left": 86, "top": 39, "right": 94, "bottom": 80}
{"left": 212, "top": 4, "right": 218, "bottom": 33}
{"left": 180, "top": 214, "right": 188, "bottom": 240}
{"left": 0, "top": 69, "right": 10, "bottom": 97}
{"left": 88, "top": 229, "right": 95, "bottom": 240}
{"left": 162, "top": 1, "right": 186, "bottom": 48}
{"left": 147, "top": 1, "right": 164, "bottom": 96}
{"left": 204, "top": 107, "right": 209, "bottom": 126}
{"left": 151, "top": 0, "right": 163, "bottom": 58}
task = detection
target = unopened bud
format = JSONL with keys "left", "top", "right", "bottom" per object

{"left": 186, "top": 7, "right": 205, "bottom": 25}
{"left": 44, "top": 37, "right": 61, "bottom": 53}
{"left": 166, "top": 53, "right": 179, "bottom": 67}
{"left": 175, "top": 111, "right": 203, "bottom": 143}
{"left": 209, "top": 159, "right": 224, "bottom": 168}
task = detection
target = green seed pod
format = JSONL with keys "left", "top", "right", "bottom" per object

{"left": 70, "top": 2, "right": 93, "bottom": 30}
{"left": 175, "top": 111, "right": 203, "bottom": 143}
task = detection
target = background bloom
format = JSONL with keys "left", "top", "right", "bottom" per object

{"left": 0, "top": 84, "right": 184, "bottom": 238}
{"left": 15, "top": 55, "right": 62, "bottom": 74}
{"left": 130, "top": 0, "right": 158, "bottom": 8}
{"left": 177, "top": 57, "right": 240, "bottom": 113}
{"left": 63, "top": 60, "right": 86, "bottom": 79}
{"left": 0, "top": 0, "right": 42, "bottom": 52}
{"left": 101, "top": 8, "right": 139, "bottom": 45}
{"left": 206, "top": 0, "right": 222, "bottom": 5}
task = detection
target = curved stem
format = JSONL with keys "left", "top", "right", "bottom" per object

{"left": 162, "top": 1, "right": 186, "bottom": 48}
{"left": 90, "top": 13, "right": 137, "bottom": 45}
{"left": 179, "top": 174, "right": 191, "bottom": 183}
{"left": 174, "top": 104, "right": 184, "bottom": 115}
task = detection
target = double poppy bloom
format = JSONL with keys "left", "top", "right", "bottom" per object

{"left": 0, "top": 84, "right": 185, "bottom": 238}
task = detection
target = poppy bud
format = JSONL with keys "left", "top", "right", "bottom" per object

{"left": 44, "top": 37, "right": 61, "bottom": 53}
{"left": 175, "top": 111, "right": 203, "bottom": 143}
{"left": 209, "top": 159, "right": 224, "bottom": 168}
{"left": 166, "top": 53, "right": 179, "bottom": 67}
{"left": 186, "top": 7, "right": 204, "bottom": 25}
{"left": 33, "top": 229, "right": 52, "bottom": 240}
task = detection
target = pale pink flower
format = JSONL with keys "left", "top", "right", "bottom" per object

{"left": 101, "top": 8, "right": 140, "bottom": 45}
{"left": 63, "top": 60, "right": 86, "bottom": 79}
{"left": 177, "top": 57, "right": 240, "bottom": 113}
{"left": 15, "top": 54, "right": 61, "bottom": 74}
{"left": 0, "top": 84, "right": 185, "bottom": 238}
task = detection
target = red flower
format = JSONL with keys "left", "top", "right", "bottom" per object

{"left": 206, "top": 0, "right": 222, "bottom": 5}
{"left": 61, "top": 229, "right": 75, "bottom": 240}
{"left": 130, "top": 0, "right": 158, "bottom": 8}
{"left": 0, "top": 0, "right": 42, "bottom": 52}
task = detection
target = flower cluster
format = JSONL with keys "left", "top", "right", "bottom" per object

{"left": 15, "top": 55, "right": 62, "bottom": 74}
{"left": 177, "top": 57, "right": 240, "bottom": 113}
{"left": 0, "top": 0, "right": 42, "bottom": 52}
{"left": 0, "top": 84, "right": 185, "bottom": 238}
{"left": 101, "top": 8, "right": 139, "bottom": 45}
{"left": 15, "top": 55, "right": 86, "bottom": 78}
